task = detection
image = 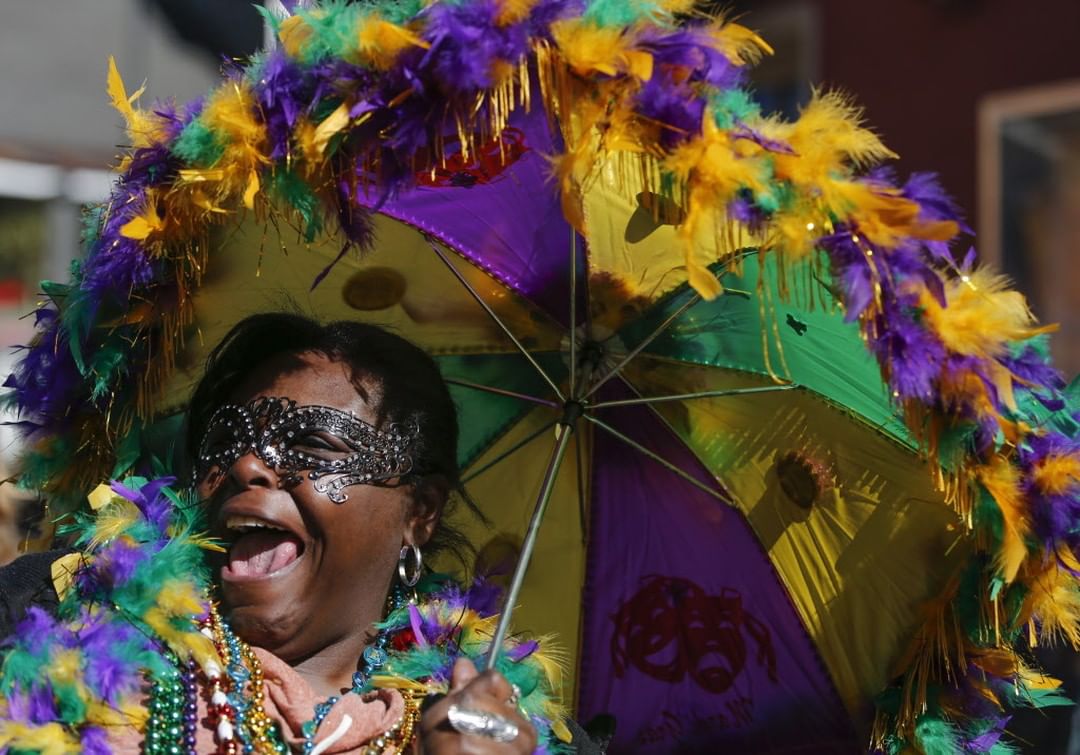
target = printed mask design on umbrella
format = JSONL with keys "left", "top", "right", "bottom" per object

{"left": 610, "top": 576, "right": 778, "bottom": 695}
{"left": 3, "top": 2, "right": 1080, "bottom": 754}
{"left": 416, "top": 128, "right": 531, "bottom": 188}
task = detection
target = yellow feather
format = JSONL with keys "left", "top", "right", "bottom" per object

{"left": 119, "top": 189, "right": 164, "bottom": 238}
{"left": 827, "top": 180, "right": 958, "bottom": 249}
{"left": 144, "top": 580, "right": 219, "bottom": 667}
{"left": 50, "top": 552, "right": 83, "bottom": 602}
{"left": 106, "top": 56, "right": 162, "bottom": 148}
{"left": 50, "top": 649, "right": 84, "bottom": 688}
{"left": 279, "top": 15, "right": 314, "bottom": 58}
{"left": 87, "top": 482, "right": 119, "bottom": 511}
{"left": 243, "top": 170, "right": 260, "bottom": 210}
{"left": 181, "top": 531, "right": 227, "bottom": 553}
{"left": 920, "top": 269, "right": 1054, "bottom": 361}
{"left": 356, "top": 16, "right": 430, "bottom": 69}
{"left": 107, "top": 56, "right": 143, "bottom": 122}
{"left": 656, "top": 0, "right": 699, "bottom": 14}
{"left": 86, "top": 501, "right": 141, "bottom": 550}
{"left": 766, "top": 90, "right": 896, "bottom": 201}
{"left": 1026, "top": 565, "right": 1080, "bottom": 648}
{"left": 551, "top": 19, "right": 652, "bottom": 80}
{"left": 710, "top": 21, "right": 773, "bottom": 65}
{"left": 1033, "top": 453, "right": 1080, "bottom": 496}
{"left": 197, "top": 83, "right": 270, "bottom": 206}
{"left": 0, "top": 722, "right": 82, "bottom": 755}
{"left": 86, "top": 699, "right": 147, "bottom": 727}
{"left": 976, "top": 458, "right": 1030, "bottom": 583}
{"left": 312, "top": 102, "right": 351, "bottom": 156}
{"left": 551, "top": 717, "right": 573, "bottom": 743}
{"left": 664, "top": 119, "right": 767, "bottom": 298}
{"left": 495, "top": 0, "right": 540, "bottom": 25}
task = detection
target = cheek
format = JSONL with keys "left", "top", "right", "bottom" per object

{"left": 319, "top": 490, "right": 410, "bottom": 547}
{"left": 195, "top": 470, "right": 226, "bottom": 501}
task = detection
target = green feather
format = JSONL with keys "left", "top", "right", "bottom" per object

{"left": 172, "top": 120, "right": 225, "bottom": 167}
{"left": 583, "top": 0, "right": 678, "bottom": 28}
{"left": 913, "top": 715, "right": 962, "bottom": 755}
{"left": 270, "top": 169, "right": 323, "bottom": 242}
{"left": 712, "top": 89, "right": 761, "bottom": 129}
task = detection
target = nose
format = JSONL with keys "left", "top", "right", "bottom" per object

{"left": 227, "top": 449, "right": 280, "bottom": 489}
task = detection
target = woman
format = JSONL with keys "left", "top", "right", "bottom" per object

{"left": 0, "top": 312, "right": 578, "bottom": 754}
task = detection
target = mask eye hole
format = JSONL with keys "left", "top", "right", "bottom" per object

{"left": 197, "top": 404, "right": 257, "bottom": 478}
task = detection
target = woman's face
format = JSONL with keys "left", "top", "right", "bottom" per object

{"left": 196, "top": 350, "right": 434, "bottom": 660}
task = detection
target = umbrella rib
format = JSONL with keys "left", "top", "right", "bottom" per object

{"left": 581, "top": 292, "right": 701, "bottom": 400}
{"left": 460, "top": 420, "right": 558, "bottom": 484}
{"left": 569, "top": 228, "right": 578, "bottom": 398}
{"left": 425, "top": 236, "right": 565, "bottom": 402}
{"left": 584, "top": 414, "right": 731, "bottom": 504}
{"left": 576, "top": 427, "right": 588, "bottom": 546}
{"left": 444, "top": 378, "right": 559, "bottom": 408}
{"left": 590, "top": 384, "right": 795, "bottom": 409}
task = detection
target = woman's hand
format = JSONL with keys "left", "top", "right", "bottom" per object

{"left": 418, "top": 658, "right": 538, "bottom": 754}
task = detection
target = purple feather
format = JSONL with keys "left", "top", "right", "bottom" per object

{"left": 29, "top": 687, "right": 59, "bottom": 723}
{"left": 12, "top": 607, "right": 63, "bottom": 655}
{"left": 80, "top": 726, "right": 112, "bottom": 755}
{"left": 421, "top": 1, "right": 531, "bottom": 94}
{"left": 638, "top": 26, "right": 746, "bottom": 91}
{"left": 870, "top": 294, "right": 946, "bottom": 401}
{"left": 408, "top": 604, "right": 430, "bottom": 648}
{"left": 94, "top": 538, "right": 148, "bottom": 588}
{"left": 79, "top": 617, "right": 147, "bottom": 703}
{"left": 110, "top": 477, "right": 174, "bottom": 534}
{"left": 256, "top": 52, "right": 312, "bottom": 161}
{"left": 635, "top": 75, "right": 705, "bottom": 147}
{"left": 1021, "top": 433, "right": 1080, "bottom": 551}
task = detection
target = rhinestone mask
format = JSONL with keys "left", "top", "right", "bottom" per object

{"left": 196, "top": 396, "right": 417, "bottom": 503}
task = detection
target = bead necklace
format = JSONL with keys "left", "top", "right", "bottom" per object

{"left": 144, "top": 658, "right": 199, "bottom": 755}
{"left": 144, "top": 588, "right": 420, "bottom": 755}
{"left": 301, "top": 584, "right": 410, "bottom": 754}
{"left": 204, "top": 607, "right": 287, "bottom": 755}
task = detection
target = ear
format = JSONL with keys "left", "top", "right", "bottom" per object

{"left": 404, "top": 477, "right": 448, "bottom": 548}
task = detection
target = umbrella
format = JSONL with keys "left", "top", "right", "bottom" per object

{"left": 7, "top": 2, "right": 1080, "bottom": 753}
{"left": 174, "top": 209, "right": 965, "bottom": 753}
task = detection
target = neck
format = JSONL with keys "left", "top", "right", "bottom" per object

{"left": 290, "top": 629, "right": 378, "bottom": 698}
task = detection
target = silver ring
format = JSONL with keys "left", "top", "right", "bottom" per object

{"left": 447, "top": 704, "right": 519, "bottom": 743}
{"left": 508, "top": 683, "right": 522, "bottom": 707}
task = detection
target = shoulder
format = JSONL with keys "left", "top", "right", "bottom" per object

{"left": 0, "top": 548, "right": 75, "bottom": 638}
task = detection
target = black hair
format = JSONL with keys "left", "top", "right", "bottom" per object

{"left": 185, "top": 312, "right": 475, "bottom": 560}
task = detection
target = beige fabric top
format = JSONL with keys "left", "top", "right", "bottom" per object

{"left": 109, "top": 648, "right": 409, "bottom": 753}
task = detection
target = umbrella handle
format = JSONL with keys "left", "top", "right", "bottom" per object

{"left": 483, "top": 418, "right": 576, "bottom": 671}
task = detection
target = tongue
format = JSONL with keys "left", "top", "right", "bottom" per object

{"left": 227, "top": 531, "right": 301, "bottom": 577}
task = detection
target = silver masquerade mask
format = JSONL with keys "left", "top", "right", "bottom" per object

{"left": 196, "top": 396, "right": 416, "bottom": 503}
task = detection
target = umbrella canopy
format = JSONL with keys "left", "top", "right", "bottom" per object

{"left": 168, "top": 203, "right": 967, "bottom": 751}
{"left": 6, "top": 2, "right": 1080, "bottom": 753}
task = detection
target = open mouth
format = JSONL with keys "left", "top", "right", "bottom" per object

{"left": 222, "top": 515, "right": 306, "bottom": 581}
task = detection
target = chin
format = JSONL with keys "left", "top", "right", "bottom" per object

{"left": 225, "top": 604, "right": 304, "bottom": 654}
{"left": 219, "top": 568, "right": 311, "bottom": 655}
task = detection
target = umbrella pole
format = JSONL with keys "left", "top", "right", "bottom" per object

{"left": 484, "top": 403, "right": 580, "bottom": 669}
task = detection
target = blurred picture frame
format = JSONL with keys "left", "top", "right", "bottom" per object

{"left": 978, "top": 80, "right": 1080, "bottom": 375}
{"left": 743, "top": 1, "right": 822, "bottom": 120}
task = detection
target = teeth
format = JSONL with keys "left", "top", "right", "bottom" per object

{"left": 224, "top": 515, "right": 287, "bottom": 533}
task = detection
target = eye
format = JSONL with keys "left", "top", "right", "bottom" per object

{"left": 287, "top": 431, "right": 351, "bottom": 458}
{"left": 201, "top": 423, "right": 237, "bottom": 455}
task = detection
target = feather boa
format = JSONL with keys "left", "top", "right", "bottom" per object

{"left": 0, "top": 477, "right": 570, "bottom": 754}
{"left": 1, "top": 1, "right": 1079, "bottom": 751}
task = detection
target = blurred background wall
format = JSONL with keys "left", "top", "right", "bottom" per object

{"left": 0, "top": 0, "right": 260, "bottom": 562}
{"left": 0, "top": 0, "right": 1078, "bottom": 750}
